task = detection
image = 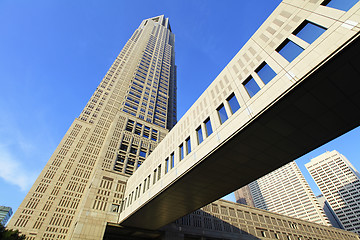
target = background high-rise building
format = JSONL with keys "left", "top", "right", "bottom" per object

{"left": 317, "top": 194, "right": 343, "bottom": 229}
{"left": 234, "top": 185, "right": 254, "bottom": 207}
{"left": 238, "top": 162, "right": 330, "bottom": 226}
{"left": 7, "top": 15, "right": 176, "bottom": 239}
{"left": 0, "top": 206, "right": 12, "bottom": 226}
{"left": 306, "top": 150, "right": 360, "bottom": 234}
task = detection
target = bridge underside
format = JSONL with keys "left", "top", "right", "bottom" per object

{"left": 103, "top": 223, "right": 163, "bottom": 240}
{"left": 121, "top": 35, "right": 360, "bottom": 230}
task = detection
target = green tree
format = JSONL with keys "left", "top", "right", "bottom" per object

{"left": 0, "top": 224, "right": 26, "bottom": 240}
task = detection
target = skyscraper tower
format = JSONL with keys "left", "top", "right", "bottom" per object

{"left": 306, "top": 150, "right": 360, "bottom": 234}
{"left": 234, "top": 185, "right": 254, "bottom": 207}
{"left": 8, "top": 15, "right": 176, "bottom": 240}
{"left": 0, "top": 206, "right": 13, "bottom": 226}
{"left": 238, "top": 162, "right": 331, "bottom": 226}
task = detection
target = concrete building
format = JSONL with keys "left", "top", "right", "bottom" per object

{"left": 306, "top": 150, "right": 360, "bottom": 234}
{"left": 8, "top": 15, "right": 176, "bottom": 240}
{"left": 0, "top": 206, "right": 12, "bottom": 226}
{"left": 317, "top": 194, "right": 343, "bottom": 229}
{"left": 168, "top": 199, "right": 358, "bottom": 240}
{"left": 104, "top": 199, "right": 360, "bottom": 240}
{"left": 7, "top": 0, "right": 360, "bottom": 239}
{"left": 237, "top": 162, "right": 331, "bottom": 226}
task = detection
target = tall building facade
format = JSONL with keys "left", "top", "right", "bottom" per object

{"left": 306, "top": 150, "right": 360, "bottom": 234}
{"left": 8, "top": 15, "right": 176, "bottom": 240}
{"left": 0, "top": 206, "right": 12, "bottom": 226}
{"left": 239, "top": 162, "right": 331, "bottom": 226}
{"left": 317, "top": 194, "right": 343, "bottom": 229}
{"left": 234, "top": 186, "right": 254, "bottom": 207}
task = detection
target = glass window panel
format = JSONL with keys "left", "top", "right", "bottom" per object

{"left": 256, "top": 62, "right": 277, "bottom": 85}
{"left": 186, "top": 137, "right": 191, "bottom": 154}
{"left": 196, "top": 126, "right": 203, "bottom": 144}
{"left": 276, "top": 39, "right": 304, "bottom": 62}
{"left": 130, "top": 147, "right": 137, "bottom": 154}
{"left": 171, "top": 153, "right": 175, "bottom": 168}
{"left": 143, "top": 179, "right": 147, "bottom": 193}
{"left": 120, "top": 144, "right": 128, "bottom": 151}
{"left": 204, "top": 118, "right": 213, "bottom": 136}
{"left": 293, "top": 21, "right": 326, "bottom": 44}
{"left": 179, "top": 144, "right": 184, "bottom": 160}
{"left": 157, "top": 165, "right": 161, "bottom": 180}
{"left": 165, "top": 158, "right": 169, "bottom": 173}
{"left": 153, "top": 169, "right": 157, "bottom": 184}
{"left": 243, "top": 77, "right": 261, "bottom": 98}
{"left": 227, "top": 94, "right": 240, "bottom": 114}
{"left": 139, "top": 150, "right": 146, "bottom": 158}
{"left": 217, "top": 104, "right": 228, "bottom": 124}
{"left": 322, "top": 0, "right": 358, "bottom": 11}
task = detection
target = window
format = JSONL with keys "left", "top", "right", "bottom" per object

{"left": 243, "top": 76, "right": 261, "bottom": 97}
{"left": 255, "top": 62, "right": 277, "bottom": 85}
{"left": 120, "top": 144, "right": 128, "bottom": 152}
{"left": 134, "top": 187, "right": 138, "bottom": 200}
{"left": 143, "top": 126, "right": 150, "bottom": 138}
{"left": 127, "top": 159, "right": 135, "bottom": 166}
{"left": 153, "top": 169, "right": 157, "bottom": 184}
{"left": 274, "top": 233, "right": 280, "bottom": 239}
{"left": 151, "top": 129, "right": 158, "bottom": 141}
{"left": 186, "top": 137, "right": 191, "bottom": 154}
{"left": 321, "top": 0, "right": 358, "bottom": 11}
{"left": 171, "top": 153, "right": 175, "bottom": 168}
{"left": 227, "top": 93, "right": 240, "bottom": 114}
{"left": 217, "top": 104, "right": 228, "bottom": 124}
{"left": 147, "top": 175, "right": 151, "bottom": 189}
{"left": 111, "top": 204, "right": 119, "bottom": 213}
{"left": 135, "top": 123, "right": 142, "bottom": 135}
{"left": 130, "top": 147, "right": 137, "bottom": 154}
{"left": 204, "top": 118, "right": 213, "bottom": 136}
{"left": 139, "top": 150, "right": 146, "bottom": 158}
{"left": 165, "top": 158, "right": 169, "bottom": 173}
{"left": 196, "top": 126, "right": 203, "bottom": 144}
{"left": 179, "top": 144, "right": 184, "bottom": 160}
{"left": 276, "top": 39, "right": 304, "bottom": 62}
{"left": 293, "top": 21, "right": 326, "bottom": 44}
{"left": 125, "top": 120, "right": 134, "bottom": 132}
{"left": 138, "top": 184, "right": 141, "bottom": 198}
{"left": 157, "top": 165, "right": 161, "bottom": 180}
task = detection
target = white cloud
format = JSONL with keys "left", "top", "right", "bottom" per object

{"left": 0, "top": 145, "right": 38, "bottom": 191}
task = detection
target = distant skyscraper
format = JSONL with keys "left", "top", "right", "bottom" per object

{"left": 8, "top": 15, "right": 176, "bottom": 239}
{"left": 306, "top": 150, "right": 360, "bottom": 234}
{"left": 241, "top": 161, "right": 330, "bottom": 225}
{"left": 0, "top": 206, "right": 12, "bottom": 226}
{"left": 317, "top": 194, "right": 343, "bottom": 229}
{"left": 234, "top": 185, "right": 254, "bottom": 207}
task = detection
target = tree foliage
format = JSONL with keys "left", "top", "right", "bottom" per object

{"left": 0, "top": 224, "right": 26, "bottom": 240}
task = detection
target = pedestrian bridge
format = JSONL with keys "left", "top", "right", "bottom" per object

{"left": 119, "top": 0, "right": 360, "bottom": 230}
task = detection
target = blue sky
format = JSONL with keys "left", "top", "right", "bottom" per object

{"left": 0, "top": 0, "right": 359, "bottom": 213}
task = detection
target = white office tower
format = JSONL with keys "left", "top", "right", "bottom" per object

{"left": 7, "top": 15, "right": 176, "bottom": 240}
{"left": 248, "top": 161, "right": 331, "bottom": 225}
{"left": 317, "top": 194, "right": 343, "bottom": 229}
{"left": 306, "top": 150, "right": 360, "bottom": 234}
